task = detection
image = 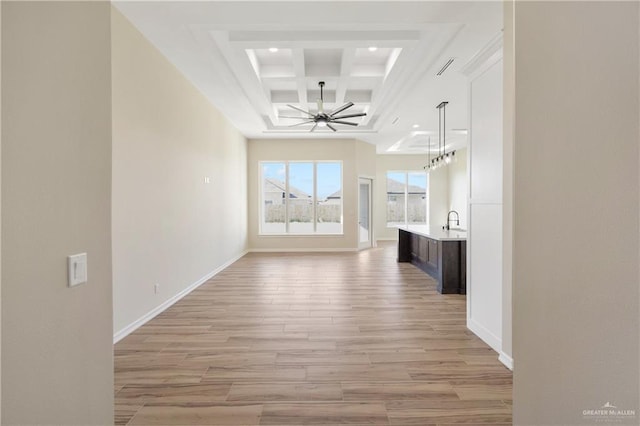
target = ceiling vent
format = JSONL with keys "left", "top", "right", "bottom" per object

{"left": 436, "top": 58, "right": 455, "bottom": 76}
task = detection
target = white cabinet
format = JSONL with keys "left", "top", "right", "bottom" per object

{"left": 467, "top": 50, "right": 504, "bottom": 354}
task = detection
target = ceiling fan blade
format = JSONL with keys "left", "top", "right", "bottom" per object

{"left": 317, "top": 98, "right": 324, "bottom": 114}
{"left": 327, "top": 123, "right": 338, "bottom": 132}
{"left": 279, "top": 115, "right": 310, "bottom": 119}
{"left": 289, "top": 120, "right": 315, "bottom": 127}
{"left": 310, "top": 123, "right": 318, "bottom": 132}
{"left": 331, "top": 120, "right": 359, "bottom": 126}
{"left": 286, "top": 104, "right": 314, "bottom": 117}
{"left": 331, "top": 112, "right": 367, "bottom": 120}
{"left": 329, "top": 102, "right": 354, "bottom": 116}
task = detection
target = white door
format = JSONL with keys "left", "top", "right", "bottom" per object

{"left": 358, "top": 178, "right": 372, "bottom": 249}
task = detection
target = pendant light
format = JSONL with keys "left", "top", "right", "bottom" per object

{"left": 425, "top": 101, "right": 456, "bottom": 171}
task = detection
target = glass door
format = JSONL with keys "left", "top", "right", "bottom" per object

{"left": 358, "top": 178, "right": 372, "bottom": 249}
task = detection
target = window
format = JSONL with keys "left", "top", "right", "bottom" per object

{"left": 262, "top": 163, "right": 287, "bottom": 233}
{"left": 386, "top": 171, "right": 428, "bottom": 227}
{"left": 260, "top": 161, "right": 342, "bottom": 235}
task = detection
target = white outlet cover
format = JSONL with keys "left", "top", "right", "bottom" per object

{"left": 68, "top": 253, "right": 88, "bottom": 287}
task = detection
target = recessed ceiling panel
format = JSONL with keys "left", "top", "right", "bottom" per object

{"left": 247, "top": 48, "right": 295, "bottom": 78}
{"left": 343, "top": 90, "right": 372, "bottom": 103}
{"left": 265, "top": 79, "right": 298, "bottom": 91}
{"left": 270, "top": 90, "right": 298, "bottom": 103}
{"left": 354, "top": 47, "right": 395, "bottom": 66}
{"left": 304, "top": 48, "right": 342, "bottom": 77}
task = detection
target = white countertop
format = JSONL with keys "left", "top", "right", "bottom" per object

{"left": 397, "top": 225, "right": 467, "bottom": 241}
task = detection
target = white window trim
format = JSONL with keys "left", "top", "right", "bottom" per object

{"left": 385, "top": 170, "right": 429, "bottom": 228}
{"left": 259, "top": 160, "right": 344, "bottom": 236}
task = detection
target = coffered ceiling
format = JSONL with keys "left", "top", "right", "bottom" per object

{"left": 114, "top": 1, "right": 503, "bottom": 153}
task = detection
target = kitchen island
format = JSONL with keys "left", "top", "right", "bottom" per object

{"left": 397, "top": 226, "right": 467, "bottom": 294}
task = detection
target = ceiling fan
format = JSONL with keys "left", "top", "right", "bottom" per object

{"left": 281, "top": 81, "right": 367, "bottom": 132}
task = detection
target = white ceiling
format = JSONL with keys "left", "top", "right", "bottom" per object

{"left": 114, "top": 1, "right": 503, "bottom": 154}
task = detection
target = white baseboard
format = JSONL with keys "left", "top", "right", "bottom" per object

{"left": 499, "top": 352, "right": 514, "bottom": 370}
{"left": 113, "top": 250, "right": 248, "bottom": 344}
{"left": 248, "top": 248, "right": 358, "bottom": 253}
{"left": 467, "top": 317, "right": 502, "bottom": 353}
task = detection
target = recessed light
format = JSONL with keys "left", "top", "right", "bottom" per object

{"left": 368, "top": 46, "right": 378, "bottom": 52}
{"left": 412, "top": 124, "right": 420, "bottom": 129}
{"left": 269, "top": 47, "right": 279, "bottom": 53}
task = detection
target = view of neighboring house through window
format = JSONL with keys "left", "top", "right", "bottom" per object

{"left": 316, "top": 162, "right": 342, "bottom": 233}
{"left": 261, "top": 161, "right": 342, "bottom": 234}
{"left": 386, "top": 171, "right": 427, "bottom": 227}
{"left": 262, "top": 162, "right": 287, "bottom": 233}
{"left": 288, "top": 162, "right": 314, "bottom": 233}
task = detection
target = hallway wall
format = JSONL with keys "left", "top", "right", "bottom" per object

{"left": 2, "top": 2, "right": 113, "bottom": 423}
{"left": 512, "top": 2, "right": 640, "bottom": 423}
{"left": 111, "top": 10, "right": 248, "bottom": 338}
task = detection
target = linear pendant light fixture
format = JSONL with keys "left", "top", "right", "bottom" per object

{"left": 426, "top": 101, "right": 456, "bottom": 171}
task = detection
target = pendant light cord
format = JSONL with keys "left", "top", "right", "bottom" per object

{"left": 438, "top": 106, "right": 442, "bottom": 158}
{"left": 440, "top": 102, "right": 447, "bottom": 157}
{"left": 429, "top": 101, "right": 450, "bottom": 170}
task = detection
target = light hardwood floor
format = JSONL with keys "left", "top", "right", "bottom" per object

{"left": 115, "top": 242, "right": 512, "bottom": 425}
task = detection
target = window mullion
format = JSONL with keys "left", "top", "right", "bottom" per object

{"left": 285, "top": 162, "right": 289, "bottom": 234}
{"left": 405, "top": 172, "right": 409, "bottom": 227}
{"left": 313, "top": 162, "right": 317, "bottom": 233}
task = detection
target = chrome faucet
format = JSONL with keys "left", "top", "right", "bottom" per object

{"left": 445, "top": 210, "right": 460, "bottom": 230}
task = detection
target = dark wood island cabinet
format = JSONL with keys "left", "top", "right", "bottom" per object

{"left": 398, "top": 227, "right": 466, "bottom": 294}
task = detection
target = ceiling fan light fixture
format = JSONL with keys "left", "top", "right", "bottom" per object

{"left": 368, "top": 46, "right": 378, "bottom": 52}
{"left": 284, "top": 81, "right": 366, "bottom": 132}
{"left": 268, "top": 47, "right": 279, "bottom": 53}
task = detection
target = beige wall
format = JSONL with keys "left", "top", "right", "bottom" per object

{"left": 0, "top": 2, "right": 3, "bottom": 419}
{"left": 248, "top": 138, "right": 373, "bottom": 250}
{"left": 501, "top": 0, "right": 514, "bottom": 365}
{"left": 356, "top": 140, "right": 377, "bottom": 179}
{"left": 2, "top": 2, "right": 113, "bottom": 424}
{"left": 513, "top": 2, "right": 639, "bottom": 424}
{"left": 427, "top": 163, "right": 449, "bottom": 231}
{"left": 111, "top": 10, "right": 248, "bottom": 336}
{"left": 447, "top": 148, "right": 468, "bottom": 229}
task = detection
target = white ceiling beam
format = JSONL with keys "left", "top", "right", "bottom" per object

{"left": 371, "top": 26, "right": 464, "bottom": 130}
{"left": 208, "top": 30, "right": 279, "bottom": 126}
{"left": 230, "top": 40, "right": 414, "bottom": 51}
{"left": 229, "top": 30, "right": 420, "bottom": 43}
{"left": 292, "top": 48, "right": 308, "bottom": 117}
{"left": 335, "top": 48, "right": 356, "bottom": 109}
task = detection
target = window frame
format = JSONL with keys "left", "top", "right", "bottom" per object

{"left": 259, "top": 160, "right": 344, "bottom": 236}
{"left": 385, "top": 170, "right": 429, "bottom": 228}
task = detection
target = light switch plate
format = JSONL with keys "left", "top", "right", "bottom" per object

{"left": 68, "top": 253, "right": 88, "bottom": 287}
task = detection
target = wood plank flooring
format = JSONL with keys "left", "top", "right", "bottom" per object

{"left": 115, "top": 242, "right": 512, "bottom": 425}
